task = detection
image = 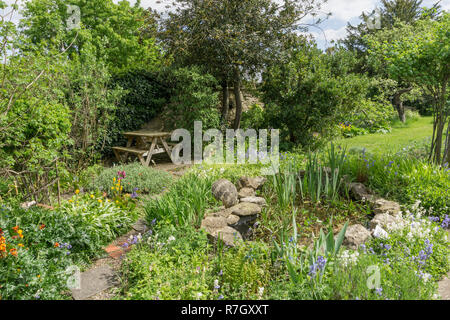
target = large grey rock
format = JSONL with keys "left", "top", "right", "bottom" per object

{"left": 208, "top": 226, "right": 243, "bottom": 247}
{"left": 373, "top": 199, "right": 401, "bottom": 215}
{"left": 240, "top": 196, "right": 267, "bottom": 207}
{"left": 230, "top": 202, "right": 262, "bottom": 216}
{"left": 211, "top": 179, "right": 239, "bottom": 208}
{"left": 201, "top": 216, "right": 228, "bottom": 233}
{"left": 131, "top": 218, "right": 149, "bottom": 233}
{"left": 226, "top": 214, "right": 240, "bottom": 225}
{"left": 236, "top": 176, "right": 267, "bottom": 190}
{"left": 343, "top": 224, "right": 372, "bottom": 250}
{"left": 71, "top": 265, "right": 118, "bottom": 300}
{"left": 238, "top": 187, "right": 256, "bottom": 199}
{"left": 347, "top": 182, "right": 379, "bottom": 203}
{"left": 369, "top": 212, "right": 403, "bottom": 230}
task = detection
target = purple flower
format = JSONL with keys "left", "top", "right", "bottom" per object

{"left": 151, "top": 218, "right": 157, "bottom": 226}
{"left": 117, "top": 171, "right": 126, "bottom": 179}
{"left": 441, "top": 215, "right": 449, "bottom": 229}
{"left": 375, "top": 287, "right": 383, "bottom": 296}
{"left": 384, "top": 244, "right": 391, "bottom": 250}
{"left": 218, "top": 270, "right": 223, "bottom": 276}
{"left": 122, "top": 242, "right": 129, "bottom": 248}
{"left": 218, "top": 295, "right": 224, "bottom": 300}
{"left": 309, "top": 256, "right": 327, "bottom": 276}
{"left": 130, "top": 236, "right": 138, "bottom": 245}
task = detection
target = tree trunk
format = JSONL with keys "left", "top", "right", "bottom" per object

{"left": 392, "top": 87, "right": 412, "bottom": 123}
{"left": 233, "top": 71, "right": 243, "bottom": 130}
{"left": 443, "top": 120, "right": 450, "bottom": 165}
{"left": 221, "top": 80, "right": 229, "bottom": 127}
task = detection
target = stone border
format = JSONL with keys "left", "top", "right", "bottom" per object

{"left": 201, "top": 176, "right": 267, "bottom": 247}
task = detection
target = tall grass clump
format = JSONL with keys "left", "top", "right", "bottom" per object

{"left": 298, "top": 143, "right": 347, "bottom": 203}
{"left": 144, "top": 172, "right": 217, "bottom": 227}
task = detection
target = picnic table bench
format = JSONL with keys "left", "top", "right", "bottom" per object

{"left": 112, "top": 131, "right": 174, "bottom": 166}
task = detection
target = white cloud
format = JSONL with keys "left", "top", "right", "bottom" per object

{"left": 322, "top": 0, "right": 378, "bottom": 21}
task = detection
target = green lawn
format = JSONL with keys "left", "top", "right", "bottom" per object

{"left": 334, "top": 116, "right": 434, "bottom": 155}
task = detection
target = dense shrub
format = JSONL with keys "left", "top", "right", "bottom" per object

{"left": 86, "top": 163, "right": 173, "bottom": 195}
{"left": 161, "top": 66, "right": 221, "bottom": 134}
{"left": 262, "top": 42, "right": 368, "bottom": 150}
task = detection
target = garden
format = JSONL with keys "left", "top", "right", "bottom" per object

{"left": 0, "top": 0, "right": 449, "bottom": 301}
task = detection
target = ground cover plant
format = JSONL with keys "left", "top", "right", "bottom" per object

{"left": 0, "top": 190, "right": 138, "bottom": 299}
{"left": 87, "top": 163, "right": 173, "bottom": 195}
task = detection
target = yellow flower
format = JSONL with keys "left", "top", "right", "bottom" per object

{"left": 75, "top": 189, "right": 80, "bottom": 194}
{"left": 68, "top": 199, "right": 73, "bottom": 203}
{"left": 18, "top": 243, "right": 24, "bottom": 247}
{"left": 111, "top": 186, "right": 115, "bottom": 190}
{"left": 37, "top": 274, "right": 40, "bottom": 278}
{"left": 115, "top": 200, "right": 119, "bottom": 204}
{"left": 98, "top": 199, "right": 102, "bottom": 203}
{"left": 90, "top": 194, "right": 94, "bottom": 199}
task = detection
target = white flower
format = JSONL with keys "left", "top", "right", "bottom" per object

{"left": 257, "top": 287, "right": 264, "bottom": 298}
{"left": 168, "top": 236, "right": 176, "bottom": 242}
{"left": 339, "top": 250, "right": 359, "bottom": 267}
{"left": 196, "top": 292, "right": 203, "bottom": 299}
{"left": 373, "top": 225, "right": 389, "bottom": 239}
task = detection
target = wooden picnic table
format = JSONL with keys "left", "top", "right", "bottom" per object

{"left": 112, "top": 131, "right": 174, "bottom": 166}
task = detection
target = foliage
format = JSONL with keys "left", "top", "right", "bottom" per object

{"left": 262, "top": 40, "right": 369, "bottom": 150}
{"left": 119, "top": 223, "right": 272, "bottom": 300}
{"left": 367, "top": 13, "right": 450, "bottom": 164}
{"left": 65, "top": 45, "right": 124, "bottom": 169}
{"left": 161, "top": 66, "right": 221, "bottom": 134}
{"left": 0, "top": 197, "right": 135, "bottom": 299}
{"left": 144, "top": 172, "right": 217, "bottom": 227}
{"left": 342, "top": 151, "right": 450, "bottom": 217}
{"left": 120, "top": 224, "right": 216, "bottom": 300}
{"left": 87, "top": 163, "right": 173, "bottom": 195}
{"left": 157, "top": 0, "right": 327, "bottom": 128}
{"left": 240, "top": 104, "right": 267, "bottom": 130}
{"left": 105, "top": 69, "right": 170, "bottom": 156}
{"left": 21, "top": 0, "right": 161, "bottom": 74}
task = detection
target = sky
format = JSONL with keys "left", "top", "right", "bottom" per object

{"left": 2, "top": 0, "right": 450, "bottom": 49}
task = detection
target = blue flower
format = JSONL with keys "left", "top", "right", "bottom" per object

{"left": 375, "top": 287, "right": 383, "bottom": 296}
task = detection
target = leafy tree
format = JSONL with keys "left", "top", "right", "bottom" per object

{"left": 20, "top": 0, "right": 161, "bottom": 74}
{"left": 261, "top": 39, "right": 369, "bottom": 149}
{"left": 0, "top": 0, "right": 71, "bottom": 189}
{"left": 367, "top": 13, "right": 450, "bottom": 164}
{"left": 156, "top": 0, "right": 326, "bottom": 129}
{"left": 343, "top": 0, "right": 442, "bottom": 122}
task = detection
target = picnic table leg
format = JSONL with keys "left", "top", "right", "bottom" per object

{"left": 145, "top": 138, "right": 157, "bottom": 166}
{"left": 137, "top": 154, "right": 146, "bottom": 166}
{"left": 160, "top": 137, "right": 173, "bottom": 163}
{"left": 113, "top": 148, "right": 123, "bottom": 163}
{"left": 123, "top": 137, "right": 133, "bottom": 161}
